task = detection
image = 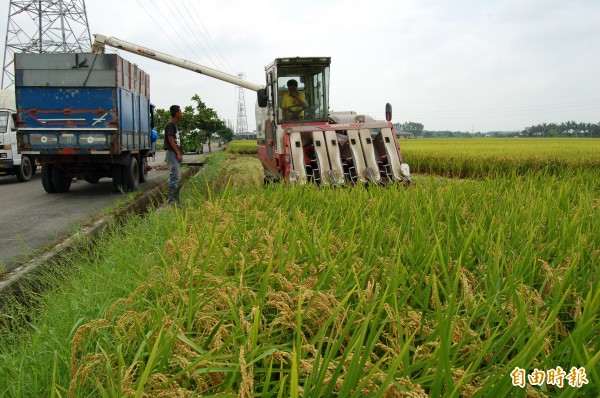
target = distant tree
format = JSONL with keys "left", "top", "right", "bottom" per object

{"left": 523, "top": 121, "right": 599, "bottom": 138}
{"left": 178, "top": 105, "right": 204, "bottom": 153}
{"left": 217, "top": 125, "right": 234, "bottom": 143}
{"left": 154, "top": 108, "right": 171, "bottom": 136}
{"left": 156, "top": 95, "right": 230, "bottom": 153}
{"left": 190, "top": 94, "right": 228, "bottom": 152}
{"left": 399, "top": 121, "right": 424, "bottom": 136}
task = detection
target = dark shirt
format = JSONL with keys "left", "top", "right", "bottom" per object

{"left": 163, "top": 120, "right": 179, "bottom": 152}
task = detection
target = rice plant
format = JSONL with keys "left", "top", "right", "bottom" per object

{"left": 1, "top": 146, "right": 597, "bottom": 397}
{"left": 400, "top": 138, "right": 600, "bottom": 178}
{"left": 65, "top": 160, "right": 599, "bottom": 396}
{"left": 227, "top": 140, "right": 259, "bottom": 155}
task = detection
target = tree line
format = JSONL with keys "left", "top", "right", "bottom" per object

{"left": 154, "top": 95, "right": 234, "bottom": 153}
{"left": 393, "top": 120, "right": 600, "bottom": 138}
{"left": 520, "top": 121, "right": 599, "bottom": 138}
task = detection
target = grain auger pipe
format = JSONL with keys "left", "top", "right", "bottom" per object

{"left": 92, "top": 34, "right": 263, "bottom": 92}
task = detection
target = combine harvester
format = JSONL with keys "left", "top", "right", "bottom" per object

{"left": 93, "top": 34, "right": 411, "bottom": 185}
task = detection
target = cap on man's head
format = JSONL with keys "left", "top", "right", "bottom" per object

{"left": 287, "top": 79, "right": 298, "bottom": 87}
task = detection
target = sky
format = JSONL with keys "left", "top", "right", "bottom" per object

{"left": 1, "top": 0, "right": 599, "bottom": 133}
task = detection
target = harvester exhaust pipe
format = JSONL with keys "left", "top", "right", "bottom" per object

{"left": 385, "top": 103, "right": 392, "bottom": 122}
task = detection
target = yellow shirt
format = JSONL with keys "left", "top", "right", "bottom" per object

{"left": 281, "top": 91, "right": 306, "bottom": 118}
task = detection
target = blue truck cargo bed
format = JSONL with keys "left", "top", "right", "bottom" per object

{"left": 13, "top": 53, "right": 154, "bottom": 193}
{"left": 15, "top": 53, "right": 151, "bottom": 155}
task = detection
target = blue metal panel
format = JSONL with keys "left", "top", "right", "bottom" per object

{"left": 16, "top": 87, "right": 116, "bottom": 129}
{"left": 15, "top": 53, "right": 152, "bottom": 156}
{"left": 118, "top": 88, "right": 134, "bottom": 133}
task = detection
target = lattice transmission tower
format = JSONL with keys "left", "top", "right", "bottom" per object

{"left": 2, "top": 0, "right": 92, "bottom": 89}
{"left": 235, "top": 73, "right": 249, "bottom": 139}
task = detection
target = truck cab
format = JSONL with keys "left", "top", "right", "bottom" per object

{"left": 0, "top": 90, "right": 35, "bottom": 182}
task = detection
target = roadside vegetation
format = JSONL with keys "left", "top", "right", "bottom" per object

{"left": 0, "top": 142, "right": 598, "bottom": 397}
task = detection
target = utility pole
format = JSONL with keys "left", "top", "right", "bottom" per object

{"left": 2, "top": 0, "right": 92, "bottom": 89}
{"left": 235, "top": 73, "right": 249, "bottom": 139}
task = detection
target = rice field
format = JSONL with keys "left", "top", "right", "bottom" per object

{"left": 227, "top": 138, "right": 600, "bottom": 178}
{"left": 0, "top": 140, "right": 598, "bottom": 397}
{"left": 227, "top": 140, "right": 260, "bottom": 155}
{"left": 399, "top": 138, "right": 600, "bottom": 178}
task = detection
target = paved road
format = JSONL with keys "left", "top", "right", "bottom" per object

{"left": 0, "top": 148, "right": 212, "bottom": 272}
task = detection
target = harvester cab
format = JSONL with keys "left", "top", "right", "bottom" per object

{"left": 91, "top": 34, "right": 410, "bottom": 185}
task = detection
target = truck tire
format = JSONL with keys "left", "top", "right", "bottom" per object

{"left": 139, "top": 156, "right": 148, "bottom": 183}
{"left": 122, "top": 156, "right": 139, "bottom": 191}
{"left": 51, "top": 167, "right": 72, "bottom": 193}
{"left": 84, "top": 175, "right": 100, "bottom": 184}
{"left": 112, "top": 164, "right": 125, "bottom": 192}
{"left": 41, "top": 164, "right": 57, "bottom": 193}
{"left": 16, "top": 155, "right": 33, "bottom": 182}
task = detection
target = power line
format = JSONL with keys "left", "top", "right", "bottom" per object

{"left": 163, "top": 0, "right": 215, "bottom": 65}
{"left": 183, "top": 0, "right": 235, "bottom": 73}
{"left": 134, "top": 0, "right": 191, "bottom": 59}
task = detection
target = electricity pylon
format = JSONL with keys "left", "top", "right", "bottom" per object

{"left": 235, "top": 73, "right": 249, "bottom": 139}
{"left": 2, "top": 0, "right": 92, "bottom": 89}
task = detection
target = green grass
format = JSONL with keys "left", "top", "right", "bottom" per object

{"left": 0, "top": 149, "right": 598, "bottom": 397}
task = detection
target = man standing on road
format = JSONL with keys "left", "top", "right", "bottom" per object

{"left": 164, "top": 105, "right": 183, "bottom": 204}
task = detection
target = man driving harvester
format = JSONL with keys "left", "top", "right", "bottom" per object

{"left": 281, "top": 79, "right": 306, "bottom": 120}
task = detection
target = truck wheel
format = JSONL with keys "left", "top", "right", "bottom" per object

{"left": 84, "top": 175, "right": 100, "bottom": 184}
{"left": 16, "top": 156, "right": 33, "bottom": 182}
{"left": 139, "top": 156, "right": 148, "bottom": 183}
{"left": 122, "top": 156, "right": 139, "bottom": 191}
{"left": 112, "top": 164, "right": 125, "bottom": 192}
{"left": 41, "top": 164, "right": 57, "bottom": 193}
{"left": 51, "top": 167, "right": 72, "bottom": 193}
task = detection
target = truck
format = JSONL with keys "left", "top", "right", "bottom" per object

{"left": 92, "top": 34, "right": 411, "bottom": 185}
{"left": 14, "top": 52, "right": 154, "bottom": 193}
{"left": 0, "top": 90, "right": 36, "bottom": 182}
